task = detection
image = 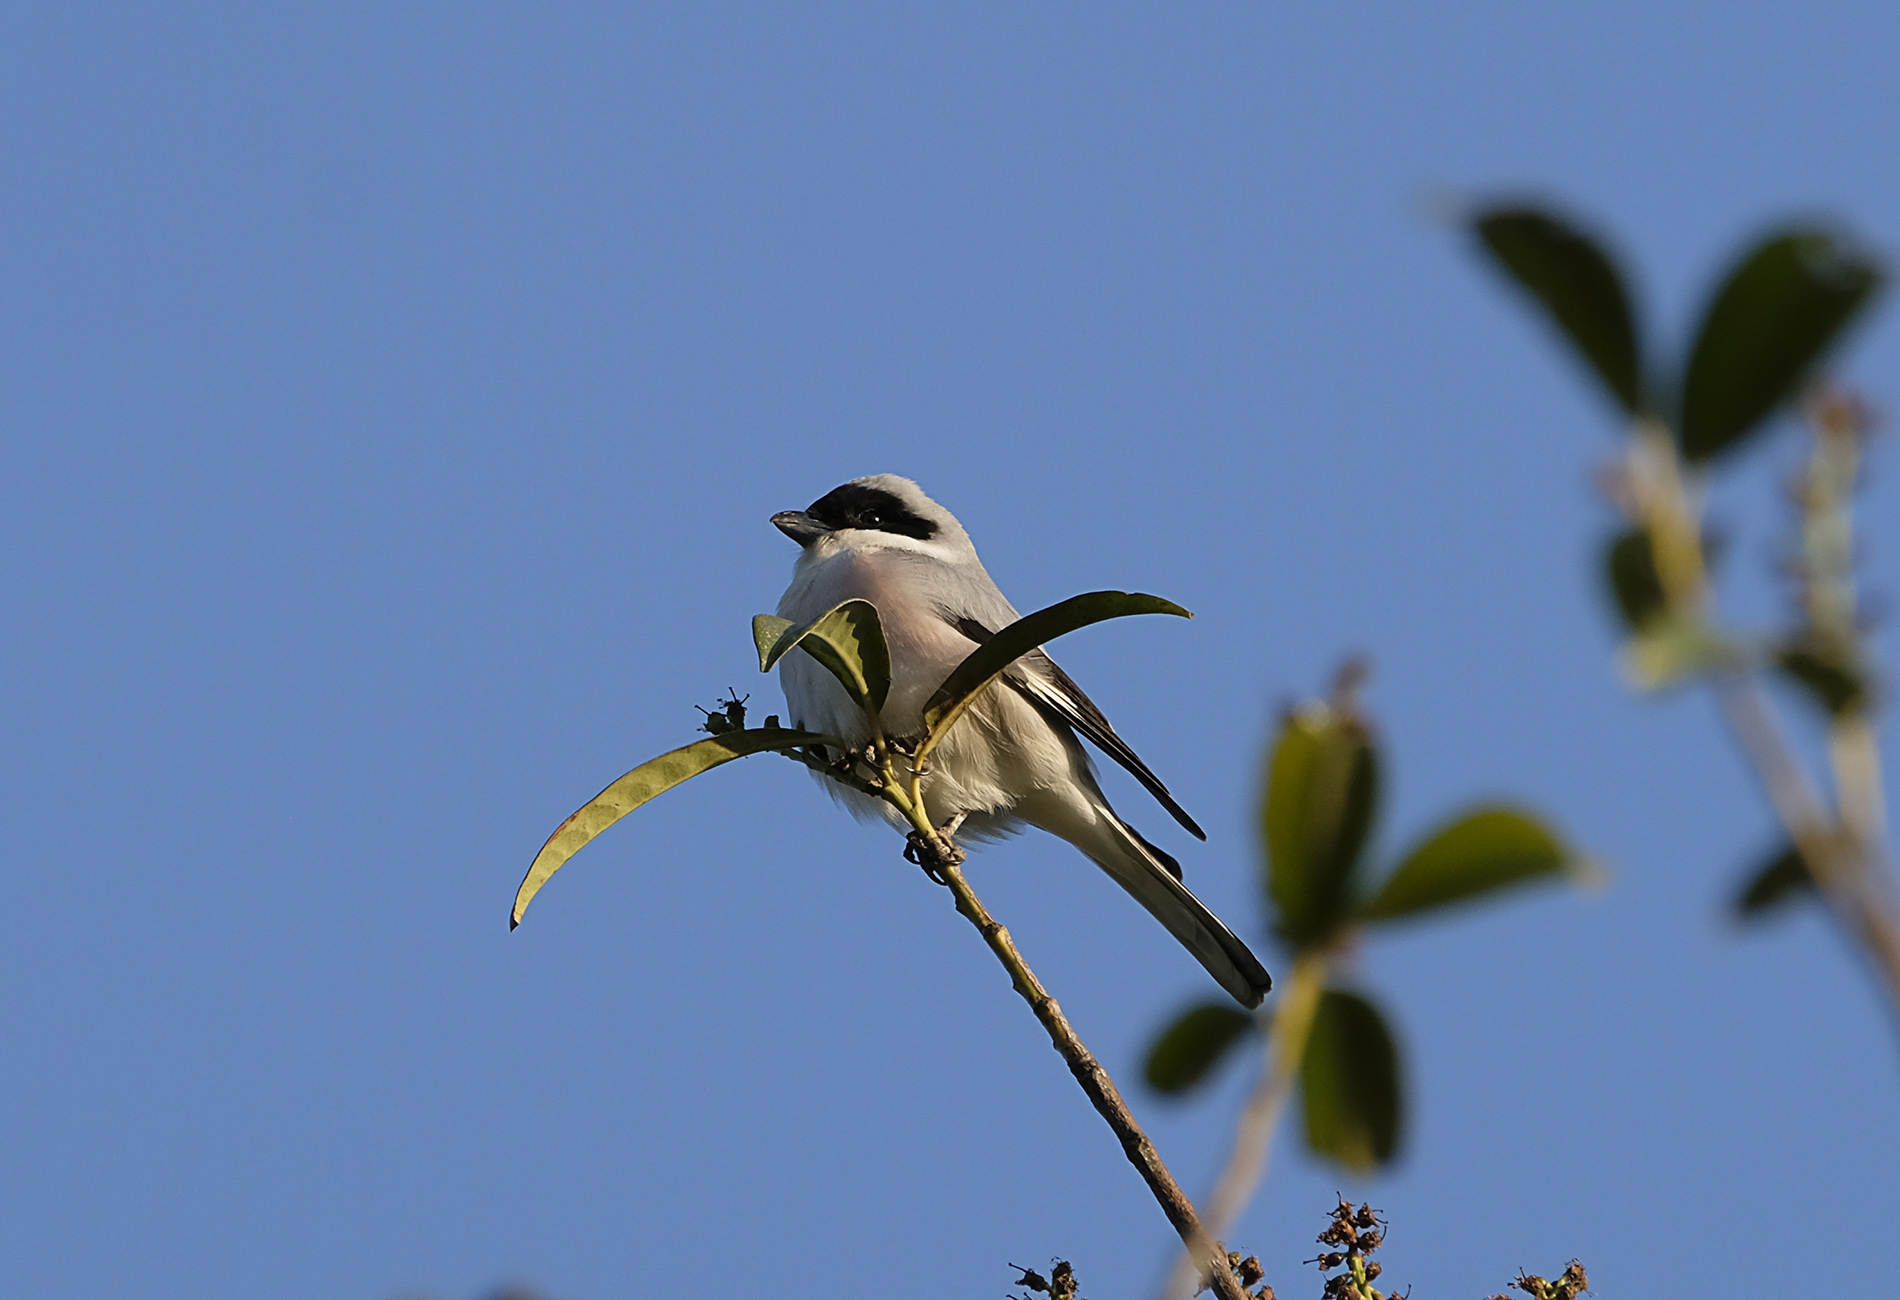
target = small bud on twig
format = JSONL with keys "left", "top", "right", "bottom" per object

{"left": 694, "top": 690, "right": 749, "bottom": 735}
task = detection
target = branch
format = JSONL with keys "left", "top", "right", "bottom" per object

{"left": 1711, "top": 392, "right": 1900, "bottom": 1032}
{"left": 1617, "top": 395, "right": 1900, "bottom": 1035}
{"left": 875, "top": 748, "right": 1244, "bottom": 1299}
{"left": 1714, "top": 674, "right": 1900, "bottom": 1025}
{"left": 1157, "top": 951, "right": 1328, "bottom": 1300}
{"left": 778, "top": 603, "right": 1251, "bottom": 1297}
{"left": 934, "top": 853, "right": 1250, "bottom": 1300}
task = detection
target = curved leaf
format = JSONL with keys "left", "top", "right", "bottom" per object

{"left": 758, "top": 600, "right": 892, "bottom": 714}
{"left": 512, "top": 727, "right": 840, "bottom": 928}
{"left": 1263, "top": 704, "right": 1379, "bottom": 948}
{"left": 1732, "top": 842, "right": 1816, "bottom": 922}
{"left": 1473, "top": 205, "right": 1644, "bottom": 414}
{"left": 752, "top": 615, "right": 793, "bottom": 669}
{"left": 1300, "top": 988, "right": 1403, "bottom": 1173}
{"left": 1361, "top": 806, "right": 1571, "bottom": 924}
{"left": 1143, "top": 1001, "right": 1260, "bottom": 1095}
{"left": 919, "top": 591, "right": 1190, "bottom": 748}
{"left": 1680, "top": 225, "right": 1885, "bottom": 462}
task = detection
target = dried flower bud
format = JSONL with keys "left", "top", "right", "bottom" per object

{"left": 1009, "top": 1265, "right": 1049, "bottom": 1293}
{"left": 696, "top": 690, "right": 750, "bottom": 735}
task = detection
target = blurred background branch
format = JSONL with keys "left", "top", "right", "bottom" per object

{"left": 1465, "top": 203, "right": 1900, "bottom": 1029}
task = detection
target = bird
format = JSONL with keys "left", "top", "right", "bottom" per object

{"left": 770, "top": 474, "right": 1272, "bottom": 1008}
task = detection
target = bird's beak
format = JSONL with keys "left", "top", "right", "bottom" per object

{"left": 771, "top": 510, "right": 832, "bottom": 547}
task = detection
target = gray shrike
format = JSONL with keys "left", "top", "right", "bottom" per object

{"left": 770, "top": 474, "right": 1272, "bottom": 1008}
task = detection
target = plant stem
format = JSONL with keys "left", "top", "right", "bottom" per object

{"left": 937, "top": 856, "right": 1249, "bottom": 1300}
{"left": 1625, "top": 416, "right": 1708, "bottom": 616}
{"left": 1618, "top": 403, "right": 1900, "bottom": 1034}
{"left": 870, "top": 746, "right": 1247, "bottom": 1300}
{"left": 1157, "top": 949, "right": 1327, "bottom": 1300}
{"left": 1713, "top": 675, "right": 1900, "bottom": 1028}
{"left": 1800, "top": 397, "right": 1898, "bottom": 913}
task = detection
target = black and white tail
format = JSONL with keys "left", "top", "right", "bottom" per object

{"left": 1087, "top": 814, "right": 1273, "bottom": 1008}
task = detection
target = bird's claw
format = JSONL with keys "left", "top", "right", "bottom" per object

{"left": 904, "top": 831, "right": 948, "bottom": 883}
{"left": 904, "top": 813, "right": 968, "bottom": 885}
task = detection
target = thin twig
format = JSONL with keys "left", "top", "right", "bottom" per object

{"left": 1620, "top": 396, "right": 1900, "bottom": 1034}
{"left": 1626, "top": 417, "right": 1708, "bottom": 614}
{"left": 1801, "top": 396, "right": 1899, "bottom": 915}
{"left": 935, "top": 855, "right": 1250, "bottom": 1300}
{"left": 1158, "top": 951, "right": 1328, "bottom": 1300}
{"left": 1707, "top": 393, "right": 1900, "bottom": 1031}
{"left": 867, "top": 739, "right": 1246, "bottom": 1300}
{"left": 1715, "top": 674, "right": 1900, "bottom": 1024}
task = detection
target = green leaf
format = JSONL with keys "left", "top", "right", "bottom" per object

{"left": 1473, "top": 206, "right": 1644, "bottom": 414}
{"left": 1603, "top": 528, "right": 1667, "bottom": 630}
{"left": 511, "top": 726, "right": 840, "bottom": 928}
{"left": 1680, "top": 225, "right": 1886, "bottom": 462}
{"left": 1143, "top": 1001, "right": 1260, "bottom": 1096}
{"left": 920, "top": 591, "right": 1190, "bottom": 745}
{"left": 1300, "top": 989, "right": 1403, "bottom": 1173}
{"left": 1361, "top": 806, "right": 1572, "bottom": 924}
{"left": 752, "top": 615, "right": 793, "bottom": 670}
{"left": 757, "top": 599, "right": 892, "bottom": 714}
{"left": 1773, "top": 642, "right": 1868, "bottom": 717}
{"left": 1263, "top": 704, "right": 1380, "bottom": 948}
{"left": 1732, "top": 842, "right": 1816, "bottom": 922}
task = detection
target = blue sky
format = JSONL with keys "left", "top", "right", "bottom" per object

{"left": 2, "top": 4, "right": 1896, "bottom": 1298}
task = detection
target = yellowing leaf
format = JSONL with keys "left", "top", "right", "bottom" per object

{"left": 512, "top": 727, "right": 839, "bottom": 928}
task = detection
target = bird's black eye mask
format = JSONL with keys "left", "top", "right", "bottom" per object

{"left": 804, "top": 484, "right": 938, "bottom": 541}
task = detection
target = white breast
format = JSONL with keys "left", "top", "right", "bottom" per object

{"left": 773, "top": 536, "right": 1045, "bottom": 841}
{"left": 775, "top": 544, "right": 979, "bottom": 740}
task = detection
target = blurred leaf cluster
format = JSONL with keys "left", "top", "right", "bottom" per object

{"left": 1469, "top": 202, "right": 1897, "bottom": 968}
{"left": 1474, "top": 207, "right": 1880, "bottom": 461}
{"left": 1144, "top": 666, "right": 1584, "bottom": 1174}
{"left": 1472, "top": 203, "right": 1883, "bottom": 701}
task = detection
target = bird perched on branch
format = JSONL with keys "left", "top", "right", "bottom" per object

{"left": 771, "top": 474, "right": 1271, "bottom": 1008}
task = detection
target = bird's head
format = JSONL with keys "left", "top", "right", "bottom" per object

{"left": 771, "top": 475, "right": 973, "bottom": 559}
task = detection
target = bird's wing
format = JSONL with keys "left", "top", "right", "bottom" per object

{"left": 950, "top": 615, "right": 1206, "bottom": 842}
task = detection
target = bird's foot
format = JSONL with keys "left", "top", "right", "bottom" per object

{"left": 902, "top": 832, "right": 944, "bottom": 882}
{"left": 904, "top": 812, "right": 968, "bottom": 885}
{"left": 830, "top": 747, "right": 882, "bottom": 793}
